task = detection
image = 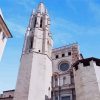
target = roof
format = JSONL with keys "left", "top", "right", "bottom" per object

{"left": 0, "top": 15, "right": 12, "bottom": 38}
{"left": 0, "top": 97, "right": 13, "bottom": 99}
{"left": 52, "top": 43, "right": 78, "bottom": 52}
{"left": 73, "top": 57, "right": 100, "bottom": 68}
{"left": 3, "top": 90, "right": 15, "bottom": 93}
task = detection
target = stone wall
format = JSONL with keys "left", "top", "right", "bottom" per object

{"left": 73, "top": 58, "right": 100, "bottom": 100}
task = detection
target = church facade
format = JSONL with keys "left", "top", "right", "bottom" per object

{"left": 0, "top": 2, "right": 100, "bottom": 100}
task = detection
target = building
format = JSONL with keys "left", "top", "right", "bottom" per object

{"left": 52, "top": 43, "right": 81, "bottom": 100}
{"left": 0, "top": 90, "right": 14, "bottom": 100}
{"left": 1, "top": 2, "right": 100, "bottom": 100}
{"left": 73, "top": 57, "right": 100, "bottom": 100}
{"left": 0, "top": 9, "right": 12, "bottom": 61}
{"left": 14, "top": 2, "right": 53, "bottom": 100}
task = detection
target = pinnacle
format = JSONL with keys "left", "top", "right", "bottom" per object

{"left": 37, "top": 2, "right": 46, "bottom": 14}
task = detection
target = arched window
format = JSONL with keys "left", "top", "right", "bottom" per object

{"left": 40, "top": 17, "right": 43, "bottom": 28}
{"left": 34, "top": 17, "right": 37, "bottom": 28}
{"left": 63, "top": 77, "right": 66, "bottom": 85}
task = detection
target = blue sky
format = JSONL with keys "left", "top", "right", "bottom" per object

{"left": 0, "top": 0, "right": 100, "bottom": 93}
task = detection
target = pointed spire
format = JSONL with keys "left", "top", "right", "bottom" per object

{"left": 37, "top": 2, "right": 47, "bottom": 14}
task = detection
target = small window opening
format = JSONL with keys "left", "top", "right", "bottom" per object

{"left": 0, "top": 28, "right": 2, "bottom": 33}
{"left": 96, "top": 61, "right": 100, "bottom": 66}
{"left": 34, "top": 17, "right": 37, "bottom": 28}
{"left": 68, "top": 52, "right": 71, "bottom": 56}
{"left": 2, "top": 32, "right": 6, "bottom": 40}
{"left": 83, "top": 61, "right": 90, "bottom": 67}
{"left": 63, "top": 77, "right": 66, "bottom": 85}
{"left": 29, "top": 36, "right": 34, "bottom": 49}
{"left": 9, "top": 95, "right": 12, "bottom": 97}
{"left": 48, "top": 87, "right": 50, "bottom": 91}
{"left": 56, "top": 55, "right": 59, "bottom": 59}
{"left": 62, "top": 54, "right": 65, "bottom": 57}
{"left": 38, "top": 50, "right": 40, "bottom": 52}
{"left": 40, "top": 17, "right": 43, "bottom": 28}
{"left": 75, "top": 66, "right": 78, "bottom": 71}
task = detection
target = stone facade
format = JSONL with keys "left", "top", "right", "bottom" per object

{"left": 52, "top": 43, "right": 81, "bottom": 100}
{"left": 1, "top": 2, "right": 100, "bottom": 100}
{"left": 0, "top": 9, "right": 12, "bottom": 61}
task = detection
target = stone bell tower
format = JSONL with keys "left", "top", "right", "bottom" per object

{"left": 14, "top": 2, "right": 53, "bottom": 100}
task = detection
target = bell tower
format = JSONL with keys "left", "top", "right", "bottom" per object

{"left": 14, "top": 2, "right": 53, "bottom": 100}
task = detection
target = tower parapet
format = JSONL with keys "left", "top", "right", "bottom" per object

{"left": 52, "top": 43, "right": 81, "bottom": 64}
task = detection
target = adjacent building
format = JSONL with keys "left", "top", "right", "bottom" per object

{"left": 0, "top": 9, "right": 12, "bottom": 61}
{"left": 0, "top": 90, "right": 14, "bottom": 100}
{"left": 73, "top": 57, "right": 100, "bottom": 100}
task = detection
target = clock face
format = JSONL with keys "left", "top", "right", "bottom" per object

{"left": 59, "top": 62, "right": 69, "bottom": 71}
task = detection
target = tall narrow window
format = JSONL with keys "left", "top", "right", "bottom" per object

{"left": 0, "top": 28, "right": 2, "bottom": 33}
{"left": 34, "top": 17, "right": 37, "bottom": 28}
{"left": 29, "top": 36, "right": 34, "bottom": 49}
{"left": 2, "top": 32, "right": 6, "bottom": 40}
{"left": 55, "top": 76, "right": 58, "bottom": 86}
{"left": 40, "top": 17, "right": 43, "bottom": 28}
{"left": 63, "top": 77, "right": 66, "bottom": 85}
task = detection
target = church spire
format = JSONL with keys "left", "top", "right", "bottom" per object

{"left": 23, "top": 2, "right": 52, "bottom": 57}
